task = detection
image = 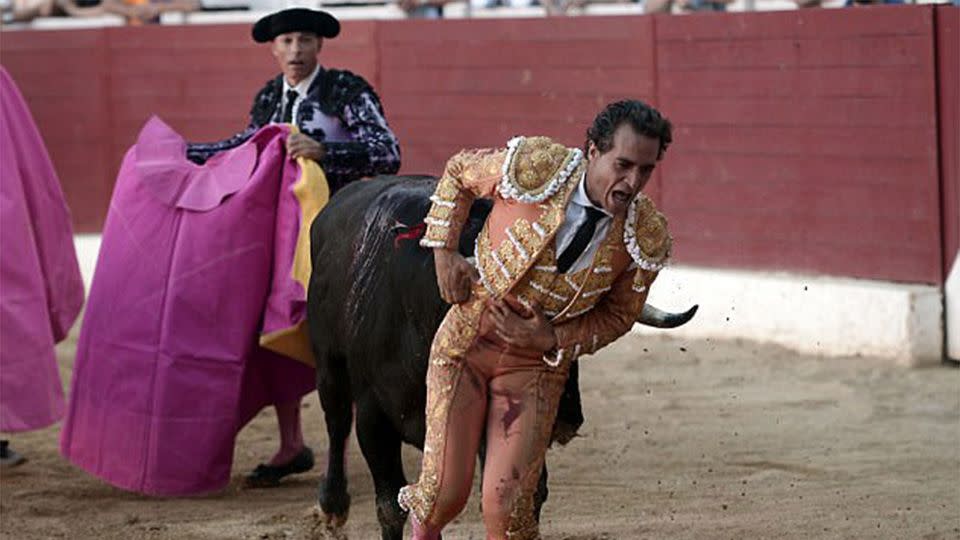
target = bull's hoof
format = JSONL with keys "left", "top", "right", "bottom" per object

{"left": 550, "top": 421, "right": 580, "bottom": 446}
{"left": 306, "top": 505, "right": 348, "bottom": 540}
{"left": 323, "top": 509, "right": 349, "bottom": 529}
{"left": 317, "top": 476, "right": 350, "bottom": 527}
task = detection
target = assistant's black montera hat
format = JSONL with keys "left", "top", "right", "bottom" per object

{"left": 252, "top": 8, "right": 340, "bottom": 43}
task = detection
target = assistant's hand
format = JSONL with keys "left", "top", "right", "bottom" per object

{"left": 486, "top": 296, "right": 557, "bottom": 352}
{"left": 287, "top": 133, "right": 326, "bottom": 162}
{"left": 434, "top": 248, "right": 479, "bottom": 305}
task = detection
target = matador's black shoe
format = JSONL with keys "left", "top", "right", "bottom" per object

{"left": 244, "top": 446, "right": 315, "bottom": 488}
{"left": 0, "top": 440, "right": 27, "bottom": 469}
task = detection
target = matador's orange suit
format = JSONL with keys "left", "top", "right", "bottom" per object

{"left": 398, "top": 136, "right": 672, "bottom": 539}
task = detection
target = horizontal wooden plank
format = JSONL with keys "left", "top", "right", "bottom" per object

{"left": 25, "top": 93, "right": 107, "bottom": 116}
{"left": 0, "top": 28, "right": 104, "bottom": 50}
{"left": 384, "top": 93, "right": 655, "bottom": 121}
{"left": 107, "top": 49, "right": 276, "bottom": 73}
{"left": 109, "top": 111, "right": 247, "bottom": 138}
{"left": 655, "top": 6, "right": 932, "bottom": 41}
{"left": 659, "top": 65, "right": 934, "bottom": 99}
{"left": 657, "top": 153, "right": 937, "bottom": 187}
{"left": 2, "top": 49, "right": 109, "bottom": 75}
{"left": 666, "top": 124, "right": 937, "bottom": 159}
{"left": 392, "top": 117, "right": 594, "bottom": 145}
{"left": 382, "top": 66, "right": 654, "bottom": 96}
{"left": 48, "top": 143, "right": 112, "bottom": 172}
{"left": 110, "top": 104, "right": 253, "bottom": 128}
{"left": 107, "top": 73, "right": 266, "bottom": 99}
{"left": 104, "top": 24, "right": 250, "bottom": 49}
{"left": 166, "top": 119, "right": 252, "bottom": 142}
{"left": 3, "top": 72, "right": 108, "bottom": 98}
{"left": 671, "top": 232, "right": 938, "bottom": 272}
{"left": 31, "top": 115, "right": 110, "bottom": 142}
{"left": 658, "top": 96, "right": 935, "bottom": 128}
{"left": 100, "top": 20, "right": 376, "bottom": 48}
{"left": 380, "top": 39, "right": 654, "bottom": 69}
{"left": 669, "top": 233, "right": 940, "bottom": 284}
{"left": 319, "top": 52, "right": 379, "bottom": 76}
{"left": 672, "top": 219, "right": 937, "bottom": 258}
{"left": 381, "top": 15, "right": 653, "bottom": 43}
{"left": 662, "top": 179, "right": 939, "bottom": 222}
{"left": 667, "top": 202, "right": 939, "bottom": 249}
{"left": 657, "top": 35, "right": 932, "bottom": 70}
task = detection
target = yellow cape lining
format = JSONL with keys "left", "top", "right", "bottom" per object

{"left": 259, "top": 129, "right": 330, "bottom": 367}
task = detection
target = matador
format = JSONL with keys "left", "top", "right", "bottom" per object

{"left": 399, "top": 100, "right": 675, "bottom": 539}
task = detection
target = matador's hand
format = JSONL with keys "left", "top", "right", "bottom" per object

{"left": 486, "top": 296, "right": 558, "bottom": 352}
{"left": 434, "top": 248, "right": 478, "bottom": 305}
{"left": 287, "top": 133, "right": 326, "bottom": 162}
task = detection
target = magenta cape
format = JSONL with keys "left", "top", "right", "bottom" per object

{"left": 0, "top": 66, "right": 84, "bottom": 433}
{"left": 60, "top": 117, "right": 321, "bottom": 496}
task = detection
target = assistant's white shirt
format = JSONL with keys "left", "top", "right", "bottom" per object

{"left": 553, "top": 173, "right": 613, "bottom": 274}
{"left": 280, "top": 64, "right": 321, "bottom": 123}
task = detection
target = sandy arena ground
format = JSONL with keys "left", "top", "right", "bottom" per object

{"left": 1, "top": 331, "right": 958, "bottom": 540}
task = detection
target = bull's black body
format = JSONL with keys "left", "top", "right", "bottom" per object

{"left": 306, "top": 176, "right": 583, "bottom": 539}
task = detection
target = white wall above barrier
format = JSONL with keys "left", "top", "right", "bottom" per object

{"left": 633, "top": 265, "right": 944, "bottom": 367}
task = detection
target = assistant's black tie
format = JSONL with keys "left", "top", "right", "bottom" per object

{"left": 281, "top": 89, "right": 299, "bottom": 123}
{"left": 556, "top": 206, "right": 606, "bottom": 274}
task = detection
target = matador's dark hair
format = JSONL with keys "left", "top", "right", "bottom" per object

{"left": 585, "top": 100, "right": 673, "bottom": 160}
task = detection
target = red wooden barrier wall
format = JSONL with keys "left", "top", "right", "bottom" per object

{"left": 655, "top": 7, "right": 942, "bottom": 284}
{"left": 1, "top": 7, "right": 955, "bottom": 284}
{"left": 936, "top": 6, "right": 959, "bottom": 277}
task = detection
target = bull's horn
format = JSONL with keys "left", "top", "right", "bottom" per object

{"left": 638, "top": 303, "right": 698, "bottom": 328}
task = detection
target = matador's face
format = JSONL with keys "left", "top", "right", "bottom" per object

{"left": 584, "top": 124, "right": 660, "bottom": 216}
{"left": 272, "top": 32, "right": 322, "bottom": 86}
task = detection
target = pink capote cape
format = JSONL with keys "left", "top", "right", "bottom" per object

{"left": 60, "top": 117, "right": 328, "bottom": 496}
{"left": 0, "top": 66, "right": 84, "bottom": 433}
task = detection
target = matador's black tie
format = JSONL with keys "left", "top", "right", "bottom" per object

{"left": 557, "top": 206, "right": 606, "bottom": 274}
{"left": 281, "top": 89, "right": 299, "bottom": 123}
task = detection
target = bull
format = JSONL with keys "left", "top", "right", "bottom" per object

{"left": 306, "top": 176, "right": 696, "bottom": 539}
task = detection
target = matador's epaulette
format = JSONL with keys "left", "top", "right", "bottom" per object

{"left": 625, "top": 193, "right": 671, "bottom": 280}
{"left": 497, "top": 136, "right": 584, "bottom": 204}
